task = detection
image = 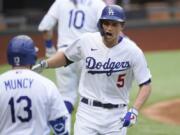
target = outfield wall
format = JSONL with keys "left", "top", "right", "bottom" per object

{"left": 0, "top": 25, "right": 180, "bottom": 65}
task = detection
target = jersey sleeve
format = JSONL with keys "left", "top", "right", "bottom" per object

{"left": 94, "top": 0, "right": 106, "bottom": 25}
{"left": 44, "top": 79, "right": 69, "bottom": 135}
{"left": 64, "top": 38, "right": 83, "bottom": 62}
{"left": 47, "top": 82, "right": 68, "bottom": 121}
{"left": 38, "top": 14, "right": 57, "bottom": 31}
{"left": 93, "top": 0, "right": 106, "bottom": 27}
{"left": 38, "top": 1, "right": 59, "bottom": 31}
{"left": 132, "top": 48, "right": 152, "bottom": 85}
{"left": 46, "top": 0, "right": 60, "bottom": 19}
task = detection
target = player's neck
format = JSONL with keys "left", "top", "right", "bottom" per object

{"left": 102, "top": 37, "right": 119, "bottom": 48}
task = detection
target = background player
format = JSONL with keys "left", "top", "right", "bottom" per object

{"left": 33, "top": 5, "right": 152, "bottom": 135}
{"left": 38, "top": 0, "right": 106, "bottom": 133}
{"left": 0, "top": 35, "right": 69, "bottom": 135}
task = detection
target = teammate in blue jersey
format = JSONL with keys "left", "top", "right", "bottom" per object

{"left": 0, "top": 35, "right": 69, "bottom": 135}
{"left": 33, "top": 5, "right": 152, "bottom": 135}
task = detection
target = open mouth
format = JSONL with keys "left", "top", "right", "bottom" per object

{"left": 105, "top": 32, "right": 112, "bottom": 36}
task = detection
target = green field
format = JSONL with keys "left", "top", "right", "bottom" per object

{"left": 0, "top": 50, "right": 180, "bottom": 135}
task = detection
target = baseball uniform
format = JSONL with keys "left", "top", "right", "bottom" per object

{"left": 64, "top": 32, "right": 152, "bottom": 135}
{"left": 0, "top": 69, "right": 69, "bottom": 135}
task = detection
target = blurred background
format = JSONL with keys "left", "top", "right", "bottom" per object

{"left": 0, "top": 0, "right": 180, "bottom": 64}
{"left": 1, "top": 1, "right": 180, "bottom": 135}
{"left": 1, "top": 0, "right": 180, "bottom": 31}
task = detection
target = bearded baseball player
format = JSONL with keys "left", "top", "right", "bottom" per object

{"left": 38, "top": 0, "right": 105, "bottom": 134}
{"left": 33, "top": 5, "right": 152, "bottom": 135}
{"left": 0, "top": 35, "right": 69, "bottom": 135}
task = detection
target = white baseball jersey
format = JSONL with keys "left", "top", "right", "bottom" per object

{"left": 0, "top": 69, "right": 68, "bottom": 135}
{"left": 38, "top": 0, "right": 106, "bottom": 48}
{"left": 65, "top": 32, "right": 152, "bottom": 104}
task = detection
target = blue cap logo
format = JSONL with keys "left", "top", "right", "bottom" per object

{"left": 108, "top": 7, "right": 114, "bottom": 16}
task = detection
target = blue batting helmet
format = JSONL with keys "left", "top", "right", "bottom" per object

{"left": 98, "top": 5, "right": 126, "bottom": 35}
{"left": 99, "top": 5, "right": 126, "bottom": 23}
{"left": 7, "top": 35, "right": 37, "bottom": 66}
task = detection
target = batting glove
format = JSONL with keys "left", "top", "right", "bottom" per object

{"left": 123, "top": 107, "right": 138, "bottom": 127}
{"left": 32, "top": 60, "right": 48, "bottom": 73}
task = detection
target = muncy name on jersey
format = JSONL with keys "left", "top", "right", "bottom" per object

{"left": 4, "top": 78, "right": 34, "bottom": 91}
{"left": 86, "top": 57, "right": 130, "bottom": 76}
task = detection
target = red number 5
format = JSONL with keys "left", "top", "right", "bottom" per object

{"left": 116, "top": 74, "right": 126, "bottom": 88}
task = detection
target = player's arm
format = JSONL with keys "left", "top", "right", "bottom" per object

{"left": 42, "top": 30, "right": 56, "bottom": 52}
{"left": 38, "top": 14, "right": 57, "bottom": 57}
{"left": 42, "top": 30, "right": 53, "bottom": 43}
{"left": 47, "top": 51, "right": 70, "bottom": 68}
{"left": 31, "top": 51, "right": 73, "bottom": 72}
{"left": 38, "top": 0, "right": 59, "bottom": 57}
{"left": 38, "top": 0, "right": 59, "bottom": 32}
{"left": 123, "top": 48, "right": 152, "bottom": 128}
{"left": 31, "top": 51, "right": 68, "bottom": 72}
{"left": 132, "top": 49, "right": 152, "bottom": 111}
{"left": 48, "top": 82, "right": 70, "bottom": 135}
{"left": 133, "top": 81, "right": 151, "bottom": 111}
{"left": 32, "top": 38, "right": 81, "bottom": 72}
{"left": 123, "top": 80, "right": 151, "bottom": 128}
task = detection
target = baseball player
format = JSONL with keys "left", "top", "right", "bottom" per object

{"left": 38, "top": 0, "right": 105, "bottom": 133}
{"left": 0, "top": 35, "right": 69, "bottom": 135}
{"left": 33, "top": 5, "right": 152, "bottom": 135}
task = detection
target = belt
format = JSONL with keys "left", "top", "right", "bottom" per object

{"left": 81, "top": 97, "right": 126, "bottom": 109}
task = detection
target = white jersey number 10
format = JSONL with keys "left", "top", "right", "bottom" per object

{"left": 69, "top": 9, "right": 85, "bottom": 29}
